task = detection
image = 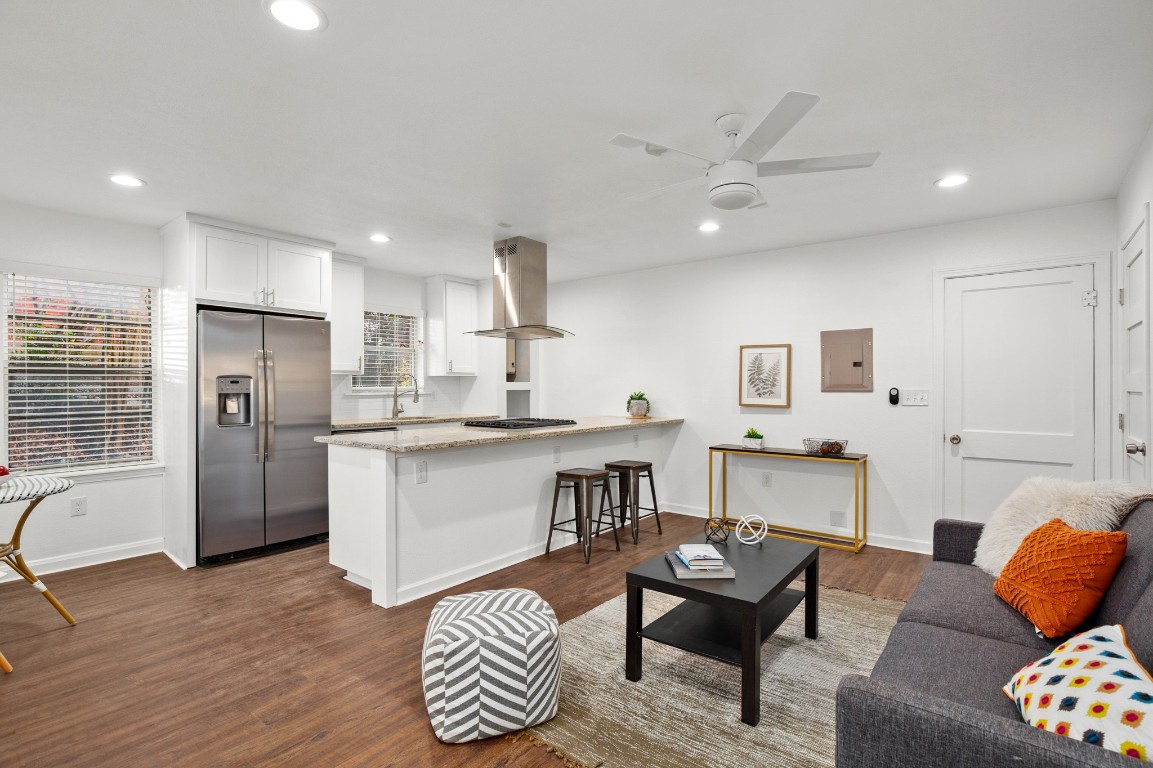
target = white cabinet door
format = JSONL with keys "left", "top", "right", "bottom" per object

{"left": 197, "top": 225, "right": 267, "bottom": 306}
{"left": 330, "top": 259, "right": 365, "bottom": 374}
{"left": 426, "top": 276, "right": 478, "bottom": 376}
{"left": 267, "top": 239, "right": 330, "bottom": 313}
{"left": 444, "top": 278, "right": 477, "bottom": 375}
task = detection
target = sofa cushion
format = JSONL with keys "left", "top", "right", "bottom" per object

{"left": 871, "top": 621, "right": 1042, "bottom": 720}
{"left": 1003, "top": 624, "right": 1153, "bottom": 761}
{"left": 899, "top": 561, "right": 1057, "bottom": 652}
{"left": 1120, "top": 583, "right": 1153, "bottom": 671}
{"left": 1095, "top": 502, "right": 1153, "bottom": 625}
{"left": 994, "top": 519, "right": 1128, "bottom": 639}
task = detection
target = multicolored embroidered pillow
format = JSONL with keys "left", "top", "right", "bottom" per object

{"left": 994, "top": 518, "right": 1128, "bottom": 638}
{"left": 1004, "top": 624, "right": 1153, "bottom": 760}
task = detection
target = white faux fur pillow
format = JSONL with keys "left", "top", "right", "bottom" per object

{"left": 972, "top": 477, "right": 1153, "bottom": 576}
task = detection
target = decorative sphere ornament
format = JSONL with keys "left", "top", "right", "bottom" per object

{"left": 735, "top": 514, "right": 769, "bottom": 545}
{"left": 704, "top": 517, "right": 729, "bottom": 544}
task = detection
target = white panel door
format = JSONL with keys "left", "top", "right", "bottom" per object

{"left": 197, "top": 225, "right": 266, "bottom": 306}
{"left": 267, "top": 239, "right": 330, "bottom": 313}
{"left": 943, "top": 264, "right": 1096, "bottom": 522}
{"left": 1120, "top": 207, "right": 1151, "bottom": 484}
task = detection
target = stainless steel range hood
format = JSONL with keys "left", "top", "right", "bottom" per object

{"left": 471, "top": 237, "right": 572, "bottom": 340}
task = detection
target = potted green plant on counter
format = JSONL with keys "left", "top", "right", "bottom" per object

{"left": 743, "top": 427, "right": 764, "bottom": 450}
{"left": 627, "top": 391, "right": 651, "bottom": 418}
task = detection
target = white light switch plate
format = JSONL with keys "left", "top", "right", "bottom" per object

{"left": 901, "top": 389, "right": 929, "bottom": 406}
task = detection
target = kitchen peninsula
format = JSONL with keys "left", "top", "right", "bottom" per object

{"left": 315, "top": 416, "right": 683, "bottom": 608}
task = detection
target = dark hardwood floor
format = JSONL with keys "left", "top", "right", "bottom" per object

{"left": 0, "top": 513, "right": 928, "bottom": 767}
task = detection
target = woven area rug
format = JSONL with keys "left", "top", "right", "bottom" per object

{"left": 524, "top": 585, "right": 903, "bottom": 768}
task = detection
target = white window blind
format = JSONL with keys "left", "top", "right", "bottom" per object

{"left": 5, "top": 274, "right": 155, "bottom": 472}
{"left": 352, "top": 311, "right": 422, "bottom": 389}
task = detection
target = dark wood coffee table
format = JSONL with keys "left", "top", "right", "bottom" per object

{"left": 625, "top": 535, "right": 818, "bottom": 726}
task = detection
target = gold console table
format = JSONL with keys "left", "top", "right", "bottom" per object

{"left": 708, "top": 444, "right": 868, "bottom": 553}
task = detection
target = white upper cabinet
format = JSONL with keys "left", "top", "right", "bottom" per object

{"left": 267, "top": 239, "right": 330, "bottom": 313}
{"left": 330, "top": 257, "right": 366, "bottom": 374}
{"left": 194, "top": 222, "right": 330, "bottom": 314}
{"left": 426, "top": 276, "right": 478, "bottom": 376}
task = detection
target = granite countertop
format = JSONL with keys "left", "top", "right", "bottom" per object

{"left": 330, "top": 414, "right": 498, "bottom": 430}
{"left": 316, "top": 416, "right": 684, "bottom": 453}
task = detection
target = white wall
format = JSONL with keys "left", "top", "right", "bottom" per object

{"left": 537, "top": 200, "right": 1117, "bottom": 552}
{"left": 0, "top": 199, "right": 165, "bottom": 580}
{"left": 1118, "top": 120, "right": 1153, "bottom": 238}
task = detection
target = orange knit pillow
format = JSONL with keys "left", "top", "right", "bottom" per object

{"left": 993, "top": 518, "right": 1128, "bottom": 639}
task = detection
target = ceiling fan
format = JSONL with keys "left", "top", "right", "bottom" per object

{"left": 609, "top": 91, "right": 880, "bottom": 211}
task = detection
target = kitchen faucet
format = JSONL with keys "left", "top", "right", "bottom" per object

{"left": 391, "top": 374, "right": 420, "bottom": 419}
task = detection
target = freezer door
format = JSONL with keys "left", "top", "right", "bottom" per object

{"left": 262, "top": 315, "right": 331, "bottom": 544}
{"left": 198, "top": 311, "right": 267, "bottom": 558}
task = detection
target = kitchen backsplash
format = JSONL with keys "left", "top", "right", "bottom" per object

{"left": 330, "top": 375, "right": 465, "bottom": 421}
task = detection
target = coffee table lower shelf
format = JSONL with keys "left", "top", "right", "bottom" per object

{"left": 640, "top": 587, "right": 805, "bottom": 666}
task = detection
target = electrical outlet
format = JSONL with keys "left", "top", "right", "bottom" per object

{"left": 69, "top": 497, "right": 87, "bottom": 517}
{"left": 552, "top": 446, "right": 560, "bottom": 464}
{"left": 901, "top": 389, "right": 929, "bottom": 406}
{"left": 633, "top": 433, "right": 639, "bottom": 448}
{"left": 761, "top": 471, "right": 773, "bottom": 488}
{"left": 830, "top": 510, "right": 846, "bottom": 528}
{"left": 415, "top": 461, "right": 428, "bottom": 484}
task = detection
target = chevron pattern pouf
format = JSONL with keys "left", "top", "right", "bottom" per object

{"left": 422, "top": 587, "right": 561, "bottom": 743}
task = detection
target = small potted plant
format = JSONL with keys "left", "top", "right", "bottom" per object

{"left": 742, "top": 427, "right": 764, "bottom": 450}
{"left": 626, "top": 391, "right": 651, "bottom": 418}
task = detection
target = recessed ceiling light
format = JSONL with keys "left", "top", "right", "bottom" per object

{"left": 109, "top": 174, "right": 146, "bottom": 187}
{"left": 935, "top": 174, "right": 969, "bottom": 188}
{"left": 698, "top": 222, "right": 720, "bottom": 232}
{"left": 370, "top": 233, "right": 391, "bottom": 243}
{"left": 264, "top": 0, "right": 328, "bottom": 31}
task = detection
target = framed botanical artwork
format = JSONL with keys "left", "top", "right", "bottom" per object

{"left": 739, "top": 344, "right": 791, "bottom": 408}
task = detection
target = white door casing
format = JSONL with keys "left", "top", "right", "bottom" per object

{"left": 1118, "top": 205, "right": 1151, "bottom": 485}
{"left": 941, "top": 264, "right": 1097, "bottom": 523}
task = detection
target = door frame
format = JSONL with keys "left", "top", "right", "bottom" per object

{"left": 931, "top": 251, "right": 1113, "bottom": 520}
{"left": 1115, "top": 204, "right": 1151, "bottom": 482}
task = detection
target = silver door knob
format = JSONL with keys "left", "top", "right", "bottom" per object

{"left": 949, "top": 434, "right": 961, "bottom": 445}
{"left": 1126, "top": 442, "right": 1147, "bottom": 455}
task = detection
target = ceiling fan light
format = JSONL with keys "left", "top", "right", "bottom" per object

{"left": 709, "top": 183, "right": 759, "bottom": 210}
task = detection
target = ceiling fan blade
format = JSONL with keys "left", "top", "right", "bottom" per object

{"left": 625, "top": 175, "right": 701, "bottom": 203}
{"left": 756, "top": 151, "right": 880, "bottom": 177}
{"left": 728, "top": 91, "right": 821, "bottom": 163}
{"left": 610, "top": 133, "right": 716, "bottom": 171}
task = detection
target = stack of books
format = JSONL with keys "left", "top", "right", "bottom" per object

{"left": 664, "top": 543, "right": 735, "bottom": 579}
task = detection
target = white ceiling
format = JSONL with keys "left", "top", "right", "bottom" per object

{"left": 3, "top": 1, "right": 1153, "bottom": 283}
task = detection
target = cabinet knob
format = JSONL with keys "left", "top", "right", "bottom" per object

{"left": 268, "top": 288, "right": 276, "bottom": 306}
{"left": 258, "top": 288, "right": 266, "bottom": 305}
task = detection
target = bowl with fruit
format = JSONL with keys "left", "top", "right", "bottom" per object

{"left": 802, "top": 438, "right": 848, "bottom": 456}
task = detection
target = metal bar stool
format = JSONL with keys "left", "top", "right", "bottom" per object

{"left": 546, "top": 468, "right": 619, "bottom": 563}
{"left": 0, "top": 476, "right": 78, "bottom": 670}
{"left": 605, "top": 459, "right": 662, "bottom": 545}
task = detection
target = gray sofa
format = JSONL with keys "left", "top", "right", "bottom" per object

{"left": 836, "top": 501, "right": 1153, "bottom": 768}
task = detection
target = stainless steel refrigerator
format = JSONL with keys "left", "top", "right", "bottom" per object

{"left": 197, "top": 310, "right": 330, "bottom": 563}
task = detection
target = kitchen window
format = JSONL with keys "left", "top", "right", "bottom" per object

{"left": 352, "top": 310, "right": 423, "bottom": 390}
{"left": 4, "top": 273, "right": 156, "bottom": 472}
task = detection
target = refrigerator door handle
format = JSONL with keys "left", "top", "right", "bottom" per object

{"left": 266, "top": 350, "right": 276, "bottom": 461}
{"left": 255, "top": 349, "right": 267, "bottom": 463}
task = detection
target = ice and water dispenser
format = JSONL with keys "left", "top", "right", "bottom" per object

{"left": 216, "top": 376, "right": 253, "bottom": 427}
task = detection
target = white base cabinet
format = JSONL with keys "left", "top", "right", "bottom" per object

{"left": 426, "top": 276, "right": 478, "bottom": 376}
{"left": 330, "top": 257, "right": 366, "bottom": 373}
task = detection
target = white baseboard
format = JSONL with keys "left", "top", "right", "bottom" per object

{"left": 396, "top": 540, "right": 554, "bottom": 606}
{"left": 163, "top": 548, "right": 195, "bottom": 570}
{"left": 0, "top": 538, "right": 165, "bottom": 584}
{"left": 343, "top": 571, "right": 372, "bottom": 589}
{"left": 866, "top": 532, "right": 931, "bottom": 555}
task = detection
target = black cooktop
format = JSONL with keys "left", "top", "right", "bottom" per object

{"left": 462, "top": 418, "right": 578, "bottom": 430}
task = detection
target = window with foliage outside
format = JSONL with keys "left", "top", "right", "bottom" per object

{"left": 352, "top": 311, "right": 423, "bottom": 389}
{"left": 4, "top": 274, "right": 155, "bottom": 472}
